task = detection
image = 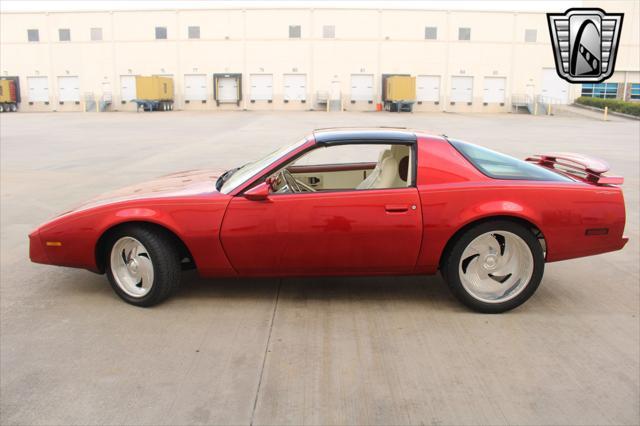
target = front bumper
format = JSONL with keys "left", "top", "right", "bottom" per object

{"left": 28, "top": 230, "right": 50, "bottom": 264}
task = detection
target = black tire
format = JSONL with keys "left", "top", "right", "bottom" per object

{"left": 442, "top": 220, "right": 544, "bottom": 313}
{"left": 105, "top": 225, "right": 181, "bottom": 307}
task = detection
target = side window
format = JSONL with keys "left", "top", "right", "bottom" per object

{"left": 270, "top": 143, "right": 413, "bottom": 193}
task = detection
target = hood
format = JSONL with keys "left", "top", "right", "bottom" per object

{"left": 65, "top": 169, "right": 223, "bottom": 214}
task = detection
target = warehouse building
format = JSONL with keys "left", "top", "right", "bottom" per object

{"left": 0, "top": 1, "right": 638, "bottom": 113}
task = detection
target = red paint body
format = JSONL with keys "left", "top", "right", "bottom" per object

{"left": 29, "top": 132, "right": 628, "bottom": 278}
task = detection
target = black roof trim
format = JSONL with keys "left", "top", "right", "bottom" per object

{"left": 313, "top": 128, "right": 417, "bottom": 145}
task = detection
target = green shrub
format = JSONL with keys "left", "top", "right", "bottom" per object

{"left": 575, "top": 96, "right": 640, "bottom": 117}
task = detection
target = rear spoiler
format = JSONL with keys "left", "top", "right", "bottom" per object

{"left": 525, "top": 152, "right": 623, "bottom": 185}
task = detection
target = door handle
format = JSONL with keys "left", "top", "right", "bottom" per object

{"left": 385, "top": 204, "right": 410, "bottom": 213}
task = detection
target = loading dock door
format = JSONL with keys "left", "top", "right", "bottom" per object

{"left": 57, "top": 76, "right": 80, "bottom": 102}
{"left": 483, "top": 77, "right": 506, "bottom": 103}
{"left": 541, "top": 68, "right": 569, "bottom": 104}
{"left": 27, "top": 76, "right": 49, "bottom": 102}
{"left": 120, "top": 75, "right": 136, "bottom": 101}
{"left": 450, "top": 76, "right": 473, "bottom": 103}
{"left": 416, "top": 75, "right": 440, "bottom": 102}
{"left": 184, "top": 74, "right": 207, "bottom": 101}
{"left": 283, "top": 74, "right": 306, "bottom": 101}
{"left": 218, "top": 77, "right": 239, "bottom": 102}
{"left": 350, "top": 74, "right": 374, "bottom": 101}
{"left": 250, "top": 74, "right": 273, "bottom": 101}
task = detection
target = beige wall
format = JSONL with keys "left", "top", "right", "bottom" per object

{"left": 1, "top": 4, "right": 638, "bottom": 112}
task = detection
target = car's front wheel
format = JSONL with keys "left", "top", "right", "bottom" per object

{"left": 442, "top": 220, "right": 544, "bottom": 313}
{"left": 105, "top": 225, "right": 181, "bottom": 307}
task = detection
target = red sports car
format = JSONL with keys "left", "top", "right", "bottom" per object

{"left": 29, "top": 128, "right": 627, "bottom": 312}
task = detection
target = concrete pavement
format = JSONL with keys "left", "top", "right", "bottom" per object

{"left": 1, "top": 111, "right": 638, "bottom": 425}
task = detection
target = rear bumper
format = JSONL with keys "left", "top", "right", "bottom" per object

{"left": 621, "top": 236, "right": 629, "bottom": 249}
{"left": 28, "top": 230, "right": 50, "bottom": 264}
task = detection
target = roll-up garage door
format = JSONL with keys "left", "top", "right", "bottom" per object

{"left": 120, "top": 75, "right": 136, "bottom": 101}
{"left": 541, "top": 68, "right": 569, "bottom": 104}
{"left": 184, "top": 74, "right": 207, "bottom": 101}
{"left": 450, "top": 76, "right": 473, "bottom": 103}
{"left": 283, "top": 74, "right": 306, "bottom": 101}
{"left": 250, "top": 74, "right": 273, "bottom": 101}
{"left": 416, "top": 75, "right": 440, "bottom": 102}
{"left": 27, "top": 76, "right": 49, "bottom": 102}
{"left": 350, "top": 74, "right": 374, "bottom": 101}
{"left": 483, "top": 77, "right": 506, "bottom": 103}
{"left": 218, "top": 77, "right": 239, "bottom": 102}
{"left": 57, "top": 76, "right": 80, "bottom": 102}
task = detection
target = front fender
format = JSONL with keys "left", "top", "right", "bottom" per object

{"left": 32, "top": 197, "right": 236, "bottom": 276}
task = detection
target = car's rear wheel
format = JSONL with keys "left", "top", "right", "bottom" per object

{"left": 442, "top": 220, "right": 544, "bottom": 313}
{"left": 105, "top": 226, "right": 181, "bottom": 307}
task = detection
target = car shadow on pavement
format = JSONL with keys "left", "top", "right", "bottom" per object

{"left": 53, "top": 266, "right": 462, "bottom": 312}
{"left": 174, "top": 271, "right": 463, "bottom": 312}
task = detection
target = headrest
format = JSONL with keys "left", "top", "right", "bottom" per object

{"left": 390, "top": 145, "right": 408, "bottom": 160}
{"left": 378, "top": 149, "right": 392, "bottom": 163}
{"left": 398, "top": 156, "right": 409, "bottom": 181}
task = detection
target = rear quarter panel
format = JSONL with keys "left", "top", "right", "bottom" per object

{"left": 415, "top": 136, "right": 626, "bottom": 273}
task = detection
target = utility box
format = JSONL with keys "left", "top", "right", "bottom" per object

{"left": 385, "top": 76, "right": 416, "bottom": 101}
{"left": 135, "top": 76, "right": 174, "bottom": 101}
{"left": 0, "top": 79, "right": 18, "bottom": 112}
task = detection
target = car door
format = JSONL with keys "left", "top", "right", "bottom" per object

{"left": 220, "top": 187, "right": 422, "bottom": 276}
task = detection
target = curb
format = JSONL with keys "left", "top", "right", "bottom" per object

{"left": 571, "top": 103, "right": 640, "bottom": 121}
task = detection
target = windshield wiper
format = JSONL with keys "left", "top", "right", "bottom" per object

{"left": 216, "top": 167, "right": 239, "bottom": 191}
{"left": 215, "top": 163, "right": 250, "bottom": 191}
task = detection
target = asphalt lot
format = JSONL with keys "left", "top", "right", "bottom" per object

{"left": 1, "top": 110, "right": 638, "bottom": 425}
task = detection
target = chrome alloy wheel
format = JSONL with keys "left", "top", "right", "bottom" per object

{"left": 110, "top": 237, "right": 154, "bottom": 298}
{"left": 458, "top": 231, "right": 534, "bottom": 304}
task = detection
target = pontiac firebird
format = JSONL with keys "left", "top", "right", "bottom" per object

{"left": 29, "top": 129, "right": 627, "bottom": 313}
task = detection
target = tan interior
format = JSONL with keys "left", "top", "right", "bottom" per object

{"left": 282, "top": 144, "right": 412, "bottom": 191}
{"left": 290, "top": 165, "right": 375, "bottom": 190}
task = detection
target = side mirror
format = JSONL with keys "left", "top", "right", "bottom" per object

{"left": 244, "top": 182, "right": 271, "bottom": 201}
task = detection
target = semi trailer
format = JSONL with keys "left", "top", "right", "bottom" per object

{"left": 0, "top": 79, "right": 18, "bottom": 112}
{"left": 383, "top": 75, "right": 416, "bottom": 112}
{"left": 132, "top": 76, "right": 174, "bottom": 111}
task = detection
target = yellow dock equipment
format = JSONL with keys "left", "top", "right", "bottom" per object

{"left": 0, "top": 79, "right": 18, "bottom": 112}
{"left": 385, "top": 76, "right": 416, "bottom": 101}
{"left": 135, "top": 76, "right": 174, "bottom": 101}
{"left": 0, "top": 80, "right": 16, "bottom": 103}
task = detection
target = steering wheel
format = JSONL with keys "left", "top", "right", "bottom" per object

{"left": 278, "top": 169, "right": 315, "bottom": 193}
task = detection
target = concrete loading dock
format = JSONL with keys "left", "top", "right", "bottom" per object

{"left": 1, "top": 111, "right": 638, "bottom": 425}
{"left": 2, "top": 4, "right": 637, "bottom": 113}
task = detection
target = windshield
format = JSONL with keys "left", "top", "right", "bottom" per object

{"left": 219, "top": 137, "right": 309, "bottom": 194}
